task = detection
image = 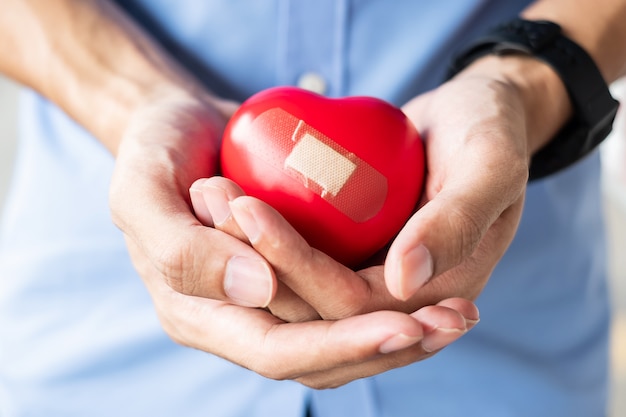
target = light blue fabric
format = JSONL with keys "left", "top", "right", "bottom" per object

{"left": 0, "top": 1, "right": 610, "bottom": 416}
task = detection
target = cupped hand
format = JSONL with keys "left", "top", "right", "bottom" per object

{"left": 108, "top": 89, "right": 472, "bottom": 388}
{"left": 191, "top": 69, "right": 530, "bottom": 324}
{"left": 191, "top": 176, "right": 480, "bottom": 366}
{"left": 109, "top": 89, "right": 287, "bottom": 309}
{"left": 384, "top": 72, "right": 530, "bottom": 302}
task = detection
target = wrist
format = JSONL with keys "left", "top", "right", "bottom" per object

{"left": 456, "top": 54, "right": 571, "bottom": 157}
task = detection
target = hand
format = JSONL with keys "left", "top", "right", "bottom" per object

{"left": 384, "top": 71, "right": 530, "bottom": 302}
{"left": 188, "top": 176, "right": 479, "bottom": 389}
{"left": 190, "top": 177, "right": 477, "bottom": 319}
{"left": 108, "top": 90, "right": 476, "bottom": 388}
{"left": 109, "top": 90, "right": 283, "bottom": 306}
{"left": 134, "top": 243, "right": 474, "bottom": 388}
{"left": 191, "top": 69, "right": 529, "bottom": 323}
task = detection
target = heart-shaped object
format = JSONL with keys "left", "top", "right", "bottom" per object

{"left": 221, "top": 86, "right": 425, "bottom": 266}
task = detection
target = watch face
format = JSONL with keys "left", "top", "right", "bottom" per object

{"left": 221, "top": 86, "right": 425, "bottom": 265}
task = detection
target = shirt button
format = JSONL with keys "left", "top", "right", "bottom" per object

{"left": 297, "top": 72, "right": 327, "bottom": 95}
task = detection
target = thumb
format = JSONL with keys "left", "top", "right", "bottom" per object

{"left": 383, "top": 181, "right": 522, "bottom": 301}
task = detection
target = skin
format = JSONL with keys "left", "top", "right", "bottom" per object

{"left": 1, "top": 0, "right": 626, "bottom": 389}
{"left": 188, "top": 58, "right": 545, "bottom": 323}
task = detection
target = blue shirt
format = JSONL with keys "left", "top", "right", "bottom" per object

{"left": 0, "top": 1, "right": 610, "bottom": 416}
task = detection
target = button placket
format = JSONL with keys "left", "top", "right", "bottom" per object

{"left": 276, "top": 0, "right": 348, "bottom": 96}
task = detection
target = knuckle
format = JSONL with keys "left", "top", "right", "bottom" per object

{"left": 151, "top": 238, "right": 200, "bottom": 295}
{"left": 446, "top": 203, "right": 486, "bottom": 263}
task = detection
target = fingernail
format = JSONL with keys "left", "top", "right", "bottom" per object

{"left": 189, "top": 178, "right": 209, "bottom": 193}
{"left": 400, "top": 245, "right": 433, "bottom": 299}
{"left": 224, "top": 256, "right": 273, "bottom": 307}
{"left": 203, "top": 185, "right": 232, "bottom": 225}
{"left": 229, "top": 200, "right": 261, "bottom": 244}
{"left": 421, "top": 328, "right": 466, "bottom": 353}
{"left": 460, "top": 304, "right": 480, "bottom": 330}
{"left": 464, "top": 318, "right": 480, "bottom": 331}
{"left": 379, "top": 333, "right": 422, "bottom": 354}
{"left": 189, "top": 186, "right": 214, "bottom": 225}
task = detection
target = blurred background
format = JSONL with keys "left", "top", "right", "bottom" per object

{"left": 1, "top": 75, "right": 625, "bottom": 415}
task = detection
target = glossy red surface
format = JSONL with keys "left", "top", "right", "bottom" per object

{"left": 221, "top": 87, "right": 424, "bottom": 266}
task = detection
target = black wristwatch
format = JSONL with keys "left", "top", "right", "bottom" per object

{"left": 447, "top": 18, "right": 620, "bottom": 181}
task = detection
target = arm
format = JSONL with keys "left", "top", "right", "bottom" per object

{"left": 0, "top": 0, "right": 237, "bottom": 152}
{"left": 0, "top": 0, "right": 256, "bottom": 304}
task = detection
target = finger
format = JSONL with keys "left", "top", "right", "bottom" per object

{"left": 384, "top": 156, "right": 527, "bottom": 299}
{"left": 267, "top": 284, "right": 322, "bottom": 322}
{"left": 411, "top": 303, "right": 469, "bottom": 353}
{"left": 189, "top": 187, "right": 213, "bottom": 226}
{"left": 189, "top": 176, "right": 247, "bottom": 241}
{"left": 112, "top": 170, "right": 277, "bottom": 308}
{"left": 383, "top": 90, "right": 529, "bottom": 302}
{"left": 228, "top": 195, "right": 374, "bottom": 319}
{"left": 139, "top": 257, "right": 427, "bottom": 384}
{"left": 386, "top": 188, "right": 526, "bottom": 301}
{"left": 189, "top": 179, "right": 217, "bottom": 227}
{"left": 436, "top": 297, "right": 480, "bottom": 330}
{"left": 294, "top": 301, "right": 472, "bottom": 388}
{"left": 125, "top": 221, "right": 277, "bottom": 308}
{"left": 191, "top": 178, "right": 320, "bottom": 322}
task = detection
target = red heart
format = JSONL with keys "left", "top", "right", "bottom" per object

{"left": 221, "top": 86, "right": 425, "bottom": 267}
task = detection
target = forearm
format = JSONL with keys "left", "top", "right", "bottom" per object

{"left": 0, "top": 0, "right": 210, "bottom": 154}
